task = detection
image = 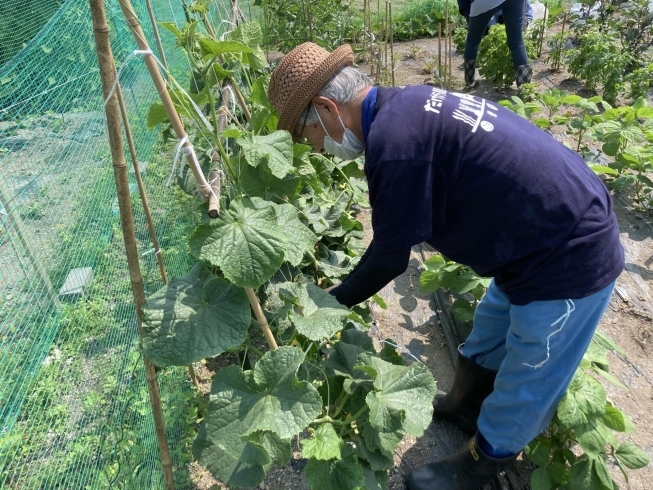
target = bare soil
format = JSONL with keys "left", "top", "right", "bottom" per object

{"left": 189, "top": 36, "right": 653, "bottom": 490}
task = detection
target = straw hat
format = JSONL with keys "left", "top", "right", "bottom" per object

{"left": 268, "top": 43, "right": 355, "bottom": 132}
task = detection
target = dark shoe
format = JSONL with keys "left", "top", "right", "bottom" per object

{"left": 515, "top": 64, "right": 533, "bottom": 86}
{"left": 405, "top": 433, "right": 519, "bottom": 490}
{"left": 464, "top": 59, "right": 477, "bottom": 88}
{"left": 432, "top": 347, "right": 497, "bottom": 434}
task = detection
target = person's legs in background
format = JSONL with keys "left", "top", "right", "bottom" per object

{"left": 500, "top": 0, "right": 531, "bottom": 85}
{"left": 463, "top": 6, "right": 503, "bottom": 86}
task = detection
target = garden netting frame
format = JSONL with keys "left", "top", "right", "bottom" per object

{"left": 0, "top": 0, "right": 246, "bottom": 488}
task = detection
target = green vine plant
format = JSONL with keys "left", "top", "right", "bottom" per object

{"left": 139, "top": 9, "right": 437, "bottom": 489}
{"left": 417, "top": 257, "right": 650, "bottom": 490}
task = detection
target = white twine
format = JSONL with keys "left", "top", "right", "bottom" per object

{"left": 142, "top": 248, "right": 161, "bottom": 257}
{"left": 181, "top": 142, "right": 219, "bottom": 203}
{"left": 103, "top": 49, "right": 153, "bottom": 107}
{"left": 524, "top": 299, "right": 576, "bottom": 369}
{"left": 376, "top": 338, "right": 421, "bottom": 363}
{"left": 166, "top": 136, "right": 189, "bottom": 187}
{"left": 223, "top": 84, "right": 237, "bottom": 119}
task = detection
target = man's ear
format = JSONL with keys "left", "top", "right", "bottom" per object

{"left": 312, "top": 95, "right": 339, "bottom": 115}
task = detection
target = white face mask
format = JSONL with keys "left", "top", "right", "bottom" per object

{"left": 314, "top": 108, "right": 365, "bottom": 161}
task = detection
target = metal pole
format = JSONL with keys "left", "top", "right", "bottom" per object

{"left": 88, "top": 1, "right": 175, "bottom": 488}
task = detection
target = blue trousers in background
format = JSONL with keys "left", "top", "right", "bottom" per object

{"left": 464, "top": 0, "right": 528, "bottom": 66}
{"left": 461, "top": 280, "right": 616, "bottom": 455}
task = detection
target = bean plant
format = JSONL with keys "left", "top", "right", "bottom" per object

{"left": 142, "top": 11, "right": 437, "bottom": 489}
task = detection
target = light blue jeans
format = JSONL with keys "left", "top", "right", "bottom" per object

{"left": 461, "top": 279, "right": 616, "bottom": 455}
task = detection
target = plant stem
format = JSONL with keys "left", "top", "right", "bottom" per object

{"left": 312, "top": 416, "right": 345, "bottom": 426}
{"left": 331, "top": 393, "right": 350, "bottom": 419}
{"left": 344, "top": 405, "right": 368, "bottom": 425}
{"left": 332, "top": 163, "right": 358, "bottom": 209}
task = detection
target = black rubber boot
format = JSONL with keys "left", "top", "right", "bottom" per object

{"left": 515, "top": 64, "right": 533, "bottom": 86}
{"left": 464, "top": 59, "right": 476, "bottom": 88}
{"left": 432, "top": 347, "right": 497, "bottom": 434}
{"left": 405, "top": 433, "right": 519, "bottom": 490}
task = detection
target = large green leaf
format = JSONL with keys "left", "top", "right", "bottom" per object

{"left": 189, "top": 200, "right": 287, "bottom": 288}
{"left": 615, "top": 442, "right": 650, "bottom": 469}
{"left": 238, "top": 158, "right": 302, "bottom": 203}
{"left": 569, "top": 455, "right": 600, "bottom": 490}
{"left": 194, "top": 347, "right": 322, "bottom": 486}
{"left": 237, "top": 131, "right": 294, "bottom": 179}
{"left": 364, "top": 357, "right": 437, "bottom": 438}
{"left": 199, "top": 37, "right": 254, "bottom": 58}
{"left": 274, "top": 203, "right": 318, "bottom": 265}
{"left": 301, "top": 423, "right": 343, "bottom": 461}
{"left": 304, "top": 446, "right": 366, "bottom": 490}
{"left": 142, "top": 264, "right": 250, "bottom": 366}
{"left": 279, "top": 282, "right": 350, "bottom": 341}
{"left": 557, "top": 370, "right": 606, "bottom": 429}
{"left": 531, "top": 467, "right": 553, "bottom": 490}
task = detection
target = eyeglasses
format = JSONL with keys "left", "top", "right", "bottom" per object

{"left": 293, "top": 103, "right": 312, "bottom": 143}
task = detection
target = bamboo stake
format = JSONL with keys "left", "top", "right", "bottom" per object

{"left": 438, "top": 24, "right": 441, "bottom": 80}
{"left": 0, "top": 180, "right": 60, "bottom": 309}
{"left": 306, "top": 4, "right": 314, "bottom": 42}
{"left": 449, "top": 19, "right": 453, "bottom": 90}
{"left": 538, "top": 4, "right": 548, "bottom": 58}
{"left": 445, "top": 0, "right": 449, "bottom": 89}
{"left": 145, "top": 0, "right": 168, "bottom": 70}
{"left": 117, "top": 0, "right": 212, "bottom": 202}
{"left": 385, "top": 2, "right": 389, "bottom": 80}
{"left": 116, "top": 84, "right": 168, "bottom": 285}
{"left": 245, "top": 288, "right": 278, "bottom": 350}
{"left": 88, "top": 2, "right": 175, "bottom": 489}
{"left": 116, "top": 84, "right": 201, "bottom": 389}
{"left": 389, "top": 2, "right": 394, "bottom": 86}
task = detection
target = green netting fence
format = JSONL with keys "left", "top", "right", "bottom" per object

{"left": 0, "top": 0, "right": 243, "bottom": 488}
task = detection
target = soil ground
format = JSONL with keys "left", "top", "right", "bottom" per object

{"left": 190, "top": 34, "right": 653, "bottom": 490}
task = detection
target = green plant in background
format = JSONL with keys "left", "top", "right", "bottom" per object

{"left": 544, "top": 32, "right": 566, "bottom": 72}
{"left": 525, "top": 333, "right": 650, "bottom": 490}
{"left": 393, "top": 0, "right": 459, "bottom": 41}
{"left": 418, "top": 254, "right": 491, "bottom": 323}
{"left": 590, "top": 97, "right": 653, "bottom": 205}
{"left": 256, "top": 0, "right": 354, "bottom": 51}
{"left": 564, "top": 27, "right": 630, "bottom": 104}
{"left": 477, "top": 25, "right": 538, "bottom": 86}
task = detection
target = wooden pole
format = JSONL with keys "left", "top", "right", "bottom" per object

{"left": 385, "top": 2, "right": 389, "bottom": 80}
{"left": 0, "top": 181, "right": 60, "bottom": 309}
{"left": 88, "top": 2, "right": 175, "bottom": 489}
{"left": 245, "top": 288, "right": 278, "bottom": 350}
{"left": 115, "top": 84, "right": 168, "bottom": 285}
{"left": 116, "top": 83, "right": 201, "bottom": 390}
{"left": 117, "top": 0, "right": 212, "bottom": 202}
{"left": 538, "top": 5, "right": 548, "bottom": 58}
{"left": 445, "top": 0, "right": 449, "bottom": 89}
{"left": 449, "top": 20, "right": 453, "bottom": 90}
{"left": 145, "top": 0, "right": 168, "bottom": 71}
{"left": 438, "top": 24, "right": 442, "bottom": 80}
{"left": 389, "top": 2, "right": 394, "bottom": 86}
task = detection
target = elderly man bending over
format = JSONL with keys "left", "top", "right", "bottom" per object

{"left": 268, "top": 43, "right": 623, "bottom": 490}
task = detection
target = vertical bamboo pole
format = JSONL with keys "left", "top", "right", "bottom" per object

{"left": 88, "top": 2, "right": 175, "bottom": 489}
{"left": 389, "top": 2, "right": 394, "bottom": 86}
{"left": 438, "top": 24, "right": 442, "bottom": 80}
{"left": 385, "top": 2, "right": 389, "bottom": 80}
{"left": 449, "top": 19, "right": 453, "bottom": 90}
{"left": 538, "top": 5, "right": 548, "bottom": 58}
{"left": 145, "top": 0, "right": 168, "bottom": 70}
{"left": 115, "top": 85, "right": 167, "bottom": 285}
{"left": 245, "top": 288, "right": 278, "bottom": 350}
{"left": 445, "top": 0, "right": 449, "bottom": 89}
{"left": 116, "top": 0, "right": 212, "bottom": 201}
{"left": 116, "top": 83, "right": 201, "bottom": 390}
{"left": 306, "top": 4, "right": 314, "bottom": 42}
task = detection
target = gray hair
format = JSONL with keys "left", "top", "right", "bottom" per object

{"left": 297, "top": 66, "right": 373, "bottom": 127}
